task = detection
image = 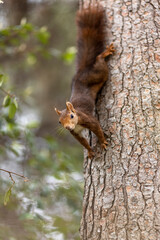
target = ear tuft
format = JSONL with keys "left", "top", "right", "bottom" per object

{"left": 66, "top": 102, "right": 75, "bottom": 113}
{"left": 55, "top": 108, "right": 62, "bottom": 116}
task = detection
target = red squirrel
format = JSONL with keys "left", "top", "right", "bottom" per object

{"left": 55, "top": 4, "right": 115, "bottom": 159}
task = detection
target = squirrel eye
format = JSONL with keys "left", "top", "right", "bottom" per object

{"left": 70, "top": 114, "right": 74, "bottom": 119}
{"left": 59, "top": 121, "right": 61, "bottom": 124}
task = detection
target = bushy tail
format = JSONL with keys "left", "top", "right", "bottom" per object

{"left": 76, "top": 5, "right": 106, "bottom": 71}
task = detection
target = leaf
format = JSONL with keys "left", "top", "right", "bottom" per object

{"left": 9, "top": 102, "right": 17, "bottom": 119}
{"left": 3, "top": 95, "right": 11, "bottom": 107}
{"left": 23, "top": 23, "right": 33, "bottom": 31}
{"left": 0, "top": 74, "right": 4, "bottom": 87}
{"left": 13, "top": 98, "right": 18, "bottom": 109}
{"left": 62, "top": 47, "right": 76, "bottom": 64}
{"left": 4, "top": 185, "right": 13, "bottom": 206}
{"left": 36, "top": 27, "right": 50, "bottom": 45}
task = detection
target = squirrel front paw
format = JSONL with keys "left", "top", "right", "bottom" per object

{"left": 105, "top": 43, "right": 115, "bottom": 57}
{"left": 101, "top": 140, "right": 108, "bottom": 150}
{"left": 107, "top": 43, "right": 115, "bottom": 55}
{"left": 88, "top": 150, "right": 95, "bottom": 159}
{"left": 97, "top": 43, "right": 115, "bottom": 61}
{"left": 102, "top": 43, "right": 115, "bottom": 58}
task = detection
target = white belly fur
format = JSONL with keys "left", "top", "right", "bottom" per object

{"left": 74, "top": 125, "right": 84, "bottom": 134}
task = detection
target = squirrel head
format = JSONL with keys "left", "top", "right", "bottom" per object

{"left": 55, "top": 102, "right": 78, "bottom": 131}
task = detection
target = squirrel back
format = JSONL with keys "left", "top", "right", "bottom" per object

{"left": 76, "top": 5, "right": 106, "bottom": 71}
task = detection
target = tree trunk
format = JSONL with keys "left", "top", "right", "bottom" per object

{"left": 80, "top": 0, "right": 160, "bottom": 239}
{"left": 5, "top": 0, "right": 28, "bottom": 25}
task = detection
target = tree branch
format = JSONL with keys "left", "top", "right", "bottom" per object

{"left": 0, "top": 168, "right": 29, "bottom": 183}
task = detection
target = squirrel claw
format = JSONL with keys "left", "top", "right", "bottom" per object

{"left": 101, "top": 43, "right": 115, "bottom": 58}
{"left": 88, "top": 150, "right": 95, "bottom": 159}
{"left": 108, "top": 43, "right": 115, "bottom": 53}
{"left": 101, "top": 141, "right": 108, "bottom": 150}
{"left": 105, "top": 43, "right": 115, "bottom": 56}
{"left": 97, "top": 43, "right": 115, "bottom": 60}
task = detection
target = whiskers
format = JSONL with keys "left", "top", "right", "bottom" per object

{"left": 56, "top": 126, "right": 67, "bottom": 136}
{"left": 46, "top": 125, "right": 67, "bottom": 137}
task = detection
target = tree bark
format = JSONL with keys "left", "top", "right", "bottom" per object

{"left": 80, "top": 0, "right": 160, "bottom": 239}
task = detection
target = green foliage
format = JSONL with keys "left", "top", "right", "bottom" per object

{"left": 61, "top": 46, "right": 77, "bottom": 64}
{"left": 3, "top": 95, "right": 11, "bottom": 107}
{"left": 4, "top": 183, "right": 14, "bottom": 206}
{"left": 0, "top": 21, "right": 51, "bottom": 65}
{"left": 0, "top": 6, "right": 80, "bottom": 238}
{"left": 36, "top": 26, "right": 50, "bottom": 45}
{"left": 0, "top": 71, "right": 82, "bottom": 239}
{"left": 8, "top": 102, "right": 17, "bottom": 119}
{"left": 0, "top": 21, "right": 76, "bottom": 65}
{"left": 0, "top": 74, "right": 18, "bottom": 120}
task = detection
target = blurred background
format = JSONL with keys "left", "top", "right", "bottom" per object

{"left": 0, "top": 0, "right": 84, "bottom": 239}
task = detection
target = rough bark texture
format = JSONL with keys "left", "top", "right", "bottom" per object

{"left": 80, "top": 0, "right": 160, "bottom": 239}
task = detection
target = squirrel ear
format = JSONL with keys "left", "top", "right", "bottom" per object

{"left": 55, "top": 108, "right": 62, "bottom": 116}
{"left": 66, "top": 102, "right": 75, "bottom": 113}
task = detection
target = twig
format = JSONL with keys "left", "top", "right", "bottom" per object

{"left": 0, "top": 168, "right": 28, "bottom": 183}
{"left": 9, "top": 172, "right": 15, "bottom": 184}
{"left": 0, "top": 87, "right": 15, "bottom": 98}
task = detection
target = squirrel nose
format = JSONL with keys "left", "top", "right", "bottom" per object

{"left": 65, "top": 126, "right": 72, "bottom": 131}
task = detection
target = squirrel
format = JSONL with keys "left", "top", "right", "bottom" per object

{"left": 55, "top": 4, "right": 115, "bottom": 159}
